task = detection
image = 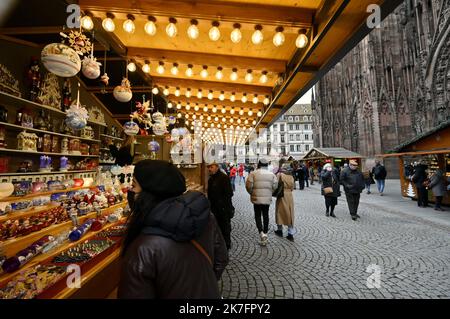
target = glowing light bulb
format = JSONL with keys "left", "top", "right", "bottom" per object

{"left": 185, "top": 64, "right": 193, "bottom": 77}
{"left": 239, "top": 109, "right": 244, "bottom": 115}
{"left": 296, "top": 30, "right": 308, "bottom": 48}
{"left": 123, "top": 16, "right": 135, "bottom": 34}
{"left": 230, "top": 23, "right": 242, "bottom": 43}
{"left": 241, "top": 94, "right": 248, "bottom": 103}
{"left": 187, "top": 19, "right": 199, "bottom": 39}
{"left": 221, "top": 108, "right": 226, "bottom": 114}
{"left": 230, "top": 68, "right": 238, "bottom": 81}
{"left": 177, "top": 113, "right": 182, "bottom": 118}
{"left": 197, "top": 90, "right": 203, "bottom": 99}
{"left": 252, "top": 25, "right": 263, "bottom": 45}
{"left": 200, "top": 66, "right": 208, "bottom": 78}
{"left": 174, "top": 87, "right": 180, "bottom": 97}
{"left": 219, "top": 91, "right": 225, "bottom": 101}
{"left": 207, "top": 91, "right": 214, "bottom": 100}
{"left": 185, "top": 89, "right": 191, "bottom": 98}
{"left": 194, "top": 105, "right": 199, "bottom": 111}
{"left": 127, "top": 62, "right": 136, "bottom": 72}
{"left": 144, "top": 18, "right": 157, "bottom": 36}
{"left": 167, "top": 102, "right": 173, "bottom": 108}
{"left": 166, "top": 18, "right": 177, "bottom": 37}
{"left": 171, "top": 63, "right": 179, "bottom": 75}
{"left": 263, "top": 96, "right": 270, "bottom": 105}
{"left": 248, "top": 110, "right": 253, "bottom": 116}
{"left": 259, "top": 71, "right": 268, "bottom": 84}
{"left": 222, "top": 117, "right": 226, "bottom": 122}
{"left": 102, "top": 16, "right": 115, "bottom": 32}
{"left": 186, "top": 104, "right": 190, "bottom": 110}
{"left": 252, "top": 96, "right": 258, "bottom": 104}
{"left": 230, "top": 94, "right": 236, "bottom": 102}
{"left": 245, "top": 70, "right": 253, "bottom": 83}
{"left": 252, "top": 120, "right": 257, "bottom": 125}
{"left": 230, "top": 118, "right": 234, "bottom": 123}
{"left": 157, "top": 62, "right": 165, "bottom": 74}
{"left": 142, "top": 62, "right": 150, "bottom": 73}
{"left": 215, "top": 67, "right": 223, "bottom": 80}
{"left": 203, "top": 106, "right": 208, "bottom": 112}
{"left": 230, "top": 109, "right": 235, "bottom": 115}
{"left": 177, "top": 103, "right": 182, "bottom": 109}
{"left": 237, "top": 119, "right": 241, "bottom": 124}
{"left": 209, "top": 21, "right": 221, "bottom": 41}
{"left": 163, "top": 87, "right": 169, "bottom": 96}
{"left": 245, "top": 119, "right": 249, "bottom": 124}
{"left": 214, "top": 117, "right": 219, "bottom": 122}
{"left": 212, "top": 106, "right": 217, "bottom": 113}
{"left": 81, "top": 15, "right": 94, "bottom": 30}
{"left": 257, "top": 111, "right": 262, "bottom": 117}
{"left": 273, "top": 27, "right": 285, "bottom": 47}
{"left": 152, "top": 87, "right": 159, "bottom": 95}
{"left": 207, "top": 116, "right": 211, "bottom": 121}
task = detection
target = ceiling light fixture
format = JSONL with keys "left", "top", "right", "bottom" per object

{"left": 296, "top": 29, "right": 308, "bottom": 48}
{"left": 219, "top": 91, "right": 225, "bottom": 101}
{"left": 252, "top": 25, "right": 263, "bottom": 45}
{"left": 215, "top": 66, "right": 223, "bottom": 80}
{"left": 123, "top": 14, "right": 136, "bottom": 34}
{"left": 230, "top": 68, "right": 238, "bottom": 81}
{"left": 245, "top": 69, "right": 253, "bottom": 83}
{"left": 197, "top": 89, "right": 203, "bottom": 99}
{"left": 127, "top": 62, "right": 136, "bottom": 72}
{"left": 171, "top": 63, "right": 179, "bottom": 75}
{"left": 230, "top": 93, "right": 236, "bottom": 102}
{"left": 166, "top": 17, "right": 178, "bottom": 37}
{"left": 273, "top": 26, "right": 285, "bottom": 47}
{"left": 263, "top": 95, "right": 270, "bottom": 105}
{"left": 241, "top": 93, "right": 248, "bottom": 103}
{"left": 185, "top": 88, "right": 191, "bottom": 98}
{"left": 230, "top": 23, "right": 242, "bottom": 43}
{"left": 185, "top": 64, "right": 194, "bottom": 77}
{"left": 144, "top": 16, "right": 157, "bottom": 36}
{"left": 81, "top": 15, "right": 94, "bottom": 31}
{"left": 102, "top": 13, "right": 115, "bottom": 32}
{"left": 259, "top": 71, "right": 268, "bottom": 84}
{"left": 209, "top": 21, "right": 221, "bottom": 41}
{"left": 157, "top": 61, "right": 165, "bottom": 74}
{"left": 152, "top": 86, "right": 159, "bottom": 94}
{"left": 187, "top": 19, "right": 199, "bottom": 39}
{"left": 142, "top": 61, "right": 151, "bottom": 73}
{"left": 174, "top": 87, "right": 180, "bottom": 97}
{"left": 200, "top": 65, "right": 208, "bottom": 78}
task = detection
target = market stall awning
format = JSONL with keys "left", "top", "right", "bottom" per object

{"left": 301, "top": 147, "right": 363, "bottom": 160}
{"left": 76, "top": 0, "right": 403, "bottom": 143}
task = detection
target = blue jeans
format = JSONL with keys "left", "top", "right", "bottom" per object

{"left": 230, "top": 176, "right": 236, "bottom": 192}
{"left": 376, "top": 179, "right": 385, "bottom": 193}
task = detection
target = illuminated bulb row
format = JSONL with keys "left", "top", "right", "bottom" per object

{"left": 95, "top": 14, "right": 309, "bottom": 48}
{"left": 171, "top": 103, "right": 263, "bottom": 117}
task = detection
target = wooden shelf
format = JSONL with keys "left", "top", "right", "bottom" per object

{"left": 0, "top": 170, "right": 97, "bottom": 177}
{"left": 0, "top": 186, "right": 95, "bottom": 202}
{"left": 0, "top": 148, "right": 100, "bottom": 158}
{"left": 0, "top": 122, "right": 101, "bottom": 143}
{"left": 0, "top": 201, "right": 127, "bottom": 286}
{"left": 0, "top": 91, "right": 107, "bottom": 128}
{"left": 100, "top": 148, "right": 110, "bottom": 151}
{"left": 100, "top": 134, "right": 123, "bottom": 141}
{"left": 0, "top": 203, "right": 60, "bottom": 223}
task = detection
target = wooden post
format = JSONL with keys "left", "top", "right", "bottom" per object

{"left": 399, "top": 156, "right": 405, "bottom": 197}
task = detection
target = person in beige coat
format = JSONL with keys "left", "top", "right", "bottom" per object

{"left": 275, "top": 162, "right": 295, "bottom": 241}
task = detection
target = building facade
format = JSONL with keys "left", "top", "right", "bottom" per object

{"left": 268, "top": 103, "right": 314, "bottom": 159}
{"left": 313, "top": 0, "right": 450, "bottom": 174}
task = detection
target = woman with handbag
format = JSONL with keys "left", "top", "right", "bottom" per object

{"left": 320, "top": 163, "right": 341, "bottom": 217}
{"left": 274, "top": 162, "right": 295, "bottom": 241}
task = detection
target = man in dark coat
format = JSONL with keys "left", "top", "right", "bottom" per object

{"left": 412, "top": 162, "right": 429, "bottom": 207}
{"left": 340, "top": 160, "right": 365, "bottom": 221}
{"left": 372, "top": 160, "right": 387, "bottom": 196}
{"left": 207, "top": 162, "right": 234, "bottom": 250}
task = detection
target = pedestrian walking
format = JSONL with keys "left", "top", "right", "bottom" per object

{"left": 309, "top": 165, "right": 315, "bottom": 185}
{"left": 229, "top": 164, "right": 237, "bottom": 192}
{"left": 372, "top": 160, "right": 387, "bottom": 195}
{"left": 303, "top": 164, "right": 310, "bottom": 188}
{"left": 340, "top": 160, "right": 365, "bottom": 221}
{"left": 238, "top": 163, "right": 245, "bottom": 185}
{"left": 317, "top": 165, "right": 323, "bottom": 184}
{"left": 428, "top": 169, "right": 446, "bottom": 211}
{"left": 118, "top": 160, "right": 228, "bottom": 299}
{"left": 207, "top": 161, "right": 235, "bottom": 249}
{"left": 412, "top": 162, "right": 429, "bottom": 208}
{"left": 362, "top": 170, "right": 375, "bottom": 194}
{"left": 245, "top": 158, "right": 278, "bottom": 246}
{"left": 320, "top": 163, "right": 341, "bottom": 217}
{"left": 297, "top": 163, "right": 306, "bottom": 190}
{"left": 274, "top": 162, "right": 295, "bottom": 241}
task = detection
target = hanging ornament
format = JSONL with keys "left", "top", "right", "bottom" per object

{"left": 123, "top": 121, "right": 140, "bottom": 136}
{"left": 148, "top": 140, "right": 160, "bottom": 160}
{"left": 152, "top": 122, "right": 167, "bottom": 136}
{"left": 113, "top": 78, "right": 132, "bottom": 102}
{"left": 152, "top": 111, "right": 164, "bottom": 123}
{"left": 65, "top": 83, "right": 88, "bottom": 130}
{"left": 41, "top": 43, "right": 81, "bottom": 77}
{"left": 100, "top": 73, "right": 109, "bottom": 86}
{"left": 81, "top": 42, "right": 101, "bottom": 79}
{"left": 61, "top": 30, "right": 92, "bottom": 56}
{"left": 168, "top": 115, "right": 176, "bottom": 125}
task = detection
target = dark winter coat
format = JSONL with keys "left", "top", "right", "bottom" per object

{"left": 109, "top": 144, "right": 133, "bottom": 166}
{"left": 321, "top": 169, "right": 341, "bottom": 197}
{"left": 340, "top": 168, "right": 365, "bottom": 194}
{"left": 429, "top": 170, "right": 445, "bottom": 197}
{"left": 207, "top": 171, "right": 234, "bottom": 219}
{"left": 372, "top": 164, "right": 387, "bottom": 180}
{"left": 412, "top": 164, "right": 428, "bottom": 188}
{"left": 118, "top": 191, "right": 229, "bottom": 299}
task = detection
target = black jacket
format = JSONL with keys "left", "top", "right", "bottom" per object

{"left": 109, "top": 144, "right": 133, "bottom": 166}
{"left": 412, "top": 164, "right": 428, "bottom": 187}
{"left": 321, "top": 169, "right": 341, "bottom": 197}
{"left": 372, "top": 164, "right": 387, "bottom": 180}
{"left": 118, "top": 191, "right": 229, "bottom": 299}
{"left": 340, "top": 168, "right": 365, "bottom": 194}
{"left": 207, "top": 171, "right": 234, "bottom": 219}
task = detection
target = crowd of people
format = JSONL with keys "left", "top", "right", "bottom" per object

{"left": 116, "top": 156, "right": 447, "bottom": 299}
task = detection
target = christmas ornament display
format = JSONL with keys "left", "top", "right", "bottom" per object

{"left": 41, "top": 43, "right": 81, "bottom": 77}
{"left": 36, "top": 73, "right": 61, "bottom": 109}
{"left": 82, "top": 56, "right": 101, "bottom": 79}
{"left": 123, "top": 121, "right": 139, "bottom": 136}
{"left": 113, "top": 78, "right": 132, "bottom": 102}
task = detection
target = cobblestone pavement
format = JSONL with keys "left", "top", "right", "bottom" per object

{"left": 219, "top": 182, "right": 450, "bottom": 299}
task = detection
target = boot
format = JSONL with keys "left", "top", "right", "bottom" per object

{"left": 330, "top": 212, "right": 336, "bottom": 218}
{"left": 326, "top": 211, "right": 330, "bottom": 217}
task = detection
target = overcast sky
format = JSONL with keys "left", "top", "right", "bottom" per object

{"left": 297, "top": 88, "right": 312, "bottom": 104}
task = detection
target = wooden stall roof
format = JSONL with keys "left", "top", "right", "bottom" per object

{"left": 302, "top": 147, "right": 363, "bottom": 160}
{"left": 76, "top": 0, "right": 403, "bottom": 138}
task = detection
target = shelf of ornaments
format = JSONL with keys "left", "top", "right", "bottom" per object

{"left": 0, "top": 148, "right": 100, "bottom": 157}
{"left": 0, "top": 122, "right": 101, "bottom": 143}
{"left": 100, "top": 134, "right": 123, "bottom": 141}
{"left": 0, "top": 185, "right": 97, "bottom": 203}
{"left": 0, "top": 169, "right": 97, "bottom": 177}
{"left": 0, "top": 202, "right": 127, "bottom": 288}
{"left": 0, "top": 91, "right": 107, "bottom": 127}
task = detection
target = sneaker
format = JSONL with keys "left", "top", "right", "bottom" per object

{"left": 259, "top": 232, "right": 268, "bottom": 246}
{"left": 274, "top": 230, "right": 283, "bottom": 237}
{"left": 286, "top": 234, "right": 294, "bottom": 242}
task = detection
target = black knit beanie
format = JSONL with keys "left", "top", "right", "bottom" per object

{"left": 133, "top": 160, "right": 186, "bottom": 198}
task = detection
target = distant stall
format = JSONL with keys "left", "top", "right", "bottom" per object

{"left": 301, "top": 147, "right": 364, "bottom": 169}
{"left": 380, "top": 120, "right": 450, "bottom": 205}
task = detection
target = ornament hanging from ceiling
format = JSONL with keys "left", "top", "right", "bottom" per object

{"left": 36, "top": 73, "right": 61, "bottom": 109}
{"left": 130, "top": 99, "right": 153, "bottom": 134}
{"left": 61, "top": 30, "right": 92, "bottom": 56}
{"left": 123, "top": 121, "right": 140, "bottom": 136}
{"left": 113, "top": 78, "right": 133, "bottom": 102}
{"left": 81, "top": 43, "right": 101, "bottom": 79}
{"left": 41, "top": 43, "right": 81, "bottom": 77}
{"left": 148, "top": 140, "right": 160, "bottom": 160}
{"left": 65, "top": 83, "right": 88, "bottom": 130}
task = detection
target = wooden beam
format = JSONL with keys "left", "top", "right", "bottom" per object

{"left": 0, "top": 34, "right": 40, "bottom": 48}
{"left": 79, "top": 0, "right": 314, "bottom": 27}
{"left": 152, "top": 77, "right": 272, "bottom": 95}
{"left": 127, "top": 47, "right": 286, "bottom": 73}
{"left": 0, "top": 26, "right": 64, "bottom": 35}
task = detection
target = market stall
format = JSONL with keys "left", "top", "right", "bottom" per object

{"left": 380, "top": 120, "right": 450, "bottom": 205}
{"left": 301, "top": 147, "right": 364, "bottom": 170}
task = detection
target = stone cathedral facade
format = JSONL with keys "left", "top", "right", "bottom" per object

{"left": 312, "top": 0, "right": 450, "bottom": 175}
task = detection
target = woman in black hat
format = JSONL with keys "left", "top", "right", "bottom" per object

{"left": 118, "top": 160, "right": 229, "bottom": 299}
